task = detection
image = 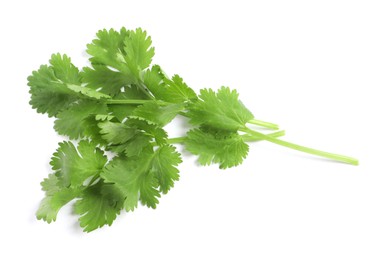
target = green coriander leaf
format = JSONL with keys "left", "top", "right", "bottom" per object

{"left": 143, "top": 70, "right": 197, "bottom": 103}
{"left": 66, "top": 83, "right": 111, "bottom": 99}
{"left": 74, "top": 181, "right": 124, "bottom": 232}
{"left": 27, "top": 54, "right": 80, "bottom": 117}
{"left": 36, "top": 189, "right": 78, "bottom": 223}
{"left": 123, "top": 28, "right": 155, "bottom": 78}
{"left": 28, "top": 53, "right": 110, "bottom": 117}
{"left": 98, "top": 121, "right": 137, "bottom": 144}
{"left": 115, "top": 133, "right": 152, "bottom": 157}
{"left": 98, "top": 117, "right": 164, "bottom": 156}
{"left": 143, "top": 65, "right": 164, "bottom": 97}
{"left": 81, "top": 65, "right": 133, "bottom": 96}
{"left": 139, "top": 172, "right": 160, "bottom": 208}
{"left": 37, "top": 173, "right": 79, "bottom": 223}
{"left": 50, "top": 140, "right": 107, "bottom": 187}
{"left": 86, "top": 28, "right": 156, "bottom": 93}
{"left": 126, "top": 118, "right": 168, "bottom": 145}
{"left": 101, "top": 144, "right": 181, "bottom": 210}
{"left": 85, "top": 27, "right": 142, "bottom": 95}
{"left": 103, "top": 125, "right": 152, "bottom": 157}
{"left": 101, "top": 150, "right": 156, "bottom": 211}
{"left": 106, "top": 118, "right": 168, "bottom": 156}
{"left": 40, "top": 173, "right": 65, "bottom": 196}
{"left": 187, "top": 86, "right": 254, "bottom": 131}
{"left": 54, "top": 100, "right": 107, "bottom": 140}
{"left": 81, "top": 116, "right": 109, "bottom": 146}
{"left": 86, "top": 28, "right": 130, "bottom": 73}
{"left": 185, "top": 128, "right": 249, "bottom": 169}
{"left": 162, "top": 75, "right": 197, "bottom": 103}
{"left": 151, "top": 145, "right": 182, "bottom": 194}
{"left": 48, "top": 53, "right": 81, "bottom": 83}
{"left": 132, "top": 101, "right": 184, "bottom": 127}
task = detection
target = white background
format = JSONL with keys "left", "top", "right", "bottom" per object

{"left": 1, "top": 0, "right": 381, "bottom": 259}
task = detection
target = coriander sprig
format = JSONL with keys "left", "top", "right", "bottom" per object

{"left": 28, "top": 27, "right": 358, "bottom": 232}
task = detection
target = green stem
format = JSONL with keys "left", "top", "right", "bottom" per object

{"left": 241, "top": 127, "right": 358, "bottom": 165}
{"left": 166, "top": 137, "right": 187, "bottom": 144}
{"left": 248, "top": 118, "right": 279, "bottom": 130}
{"left": 105, "top": 99, "right": 149, "bottom": 105}
{"left": 166, "top": 130, "right": 286, "bottom": 145}
{"left": 242, "top": 130, "right": 285, "bottom": 142}
{"left": 105, "top": 99, "right": 170, "bottom": 105}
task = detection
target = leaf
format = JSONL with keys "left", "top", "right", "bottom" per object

{"left": 97, "top": 118, "right": 157, "bottom": 157}
{"left": 98, "top": 121, "right": 138, "bottom": 144}
{"left": 36, "top": 173, "right": 79, "bottom": 223}
{"left": 126, "top": 118, "right": 168, "bottom": 145}
{"left": 74, "top": 181, "right": 124, "bottom": 232}
{"left": 40, "top": 173, "right": 64, "bottom": 196}
{"left": 66, "top": 83, "right": 111, "bottom": 99}
{"left": 86, "top": 28, "right": 154, "bottom": 87}
{"left": 123, "top": 28, "right": 155, "bottom": 78}
{"left": 132, "top": 101, "right": 184, "bottom": 127}
{"left": 122, "top": 134, "right": 152, "bottom": 157}
{"left": 162, "top": 75, "right": 197, "bottom": 103}
{"left": 54, "top": 100, "right": 108, "bottom": 140}
{"left": 27, "top": 54, "right": 80, "bottom": 117}
{"left": 28, "top": 53, "right": 110, "bottom": 117}
{"left": 101, "top": 152, "right": 154, "bottom": 211}
{"left": 143, "top": 70, "right": 197, "bottom": 103}
{"left": 48, "top": 53, "right": 81, "bottom": 83}
{"left": 86, "top": 28, "right": 130, "bottom": 73}
{"left": 101, "top": 144, "right": 181, "bottom": 210}
{"left": 139, "top": 172, "right": 160, "bottom": 208}
{"left": 105, "top": 118, "right": 168, "bottom": 156}
{"left": 150, "top": 145, "right": 182, "bottom": 194}
{"left": 81, "top": 116, "right": 109, "bottom": 146}
{"left": 185, "top": 128, "right": 249, "bottom": 169}
{"left": 187, "top": 86, "right": 254, "bottom": 131}
{"left": 85, "top": 27, "right": 141, "bottom": 96}
{"left": 143, "top": 65, "right": 164, "bottom": 98}
{"left": 36, "top": 190, "right": 77, "bottom": 223}
{"left": 81, "top": 65, "right": 133, "bottom": 96}
{"left": 105, "top": 131, "right": 151, "bottom": 157}
{"left": 50, "top": 140, "right": 107, "bottom": 187}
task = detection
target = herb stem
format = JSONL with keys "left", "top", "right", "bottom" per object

{"left": 105, "top": 99, "right": 170, "bottom": 105}
{"left": 166, "top": 130, "right": 286, "bottom": 145}
{"left": 248, "top": 118, "right": 279, "bottom": 130}
{"left": 166, "top": 137, "right": 187, "bottom": 144}
{"left": 242, "top": 130, "right": 285, "bottom": 142}
{"left": 241, "top": 127, "right": 358, "bottom": 165}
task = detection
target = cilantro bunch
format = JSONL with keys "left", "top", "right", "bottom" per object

{"left": 28, "top": 27, "right": 358, "bottom": 232}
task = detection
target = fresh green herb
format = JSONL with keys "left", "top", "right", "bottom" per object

{"left": 28, "top": 27, "right": 358, "bottom": 232}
